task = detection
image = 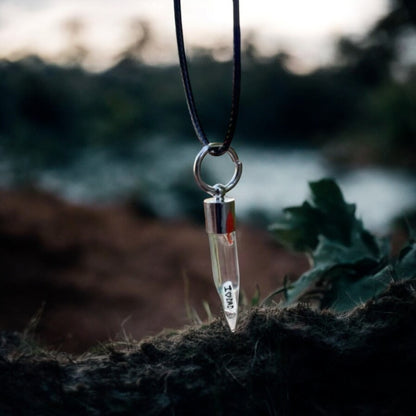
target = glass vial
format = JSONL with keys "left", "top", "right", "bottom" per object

{"left": 204, "top": 196, "right": 240, "bottom": 331}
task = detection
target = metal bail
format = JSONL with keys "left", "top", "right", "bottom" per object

{"left": 204, "top": 196, "right": 236, "bottom": 234}
{"left": 193, "top": 143, "right": 243, "bottom": 197}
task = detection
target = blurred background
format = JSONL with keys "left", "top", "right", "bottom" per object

{"left": 0, "top": 0, "right": 415, "bottom": 352}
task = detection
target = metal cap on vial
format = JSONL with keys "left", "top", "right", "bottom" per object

{"left": 203, "top": 196, "right": 236, "bottom": 234}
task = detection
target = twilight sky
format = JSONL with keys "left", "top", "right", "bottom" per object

{"left": 0, "top": 0, "right": 389, "bottom": 71}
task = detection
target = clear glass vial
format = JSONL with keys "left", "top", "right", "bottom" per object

{"left": 204, "top": 196, "right": 240, "bottom": 331}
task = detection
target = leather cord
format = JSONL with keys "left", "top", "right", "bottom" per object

{"left": 173, "top": 0, "right": 241, "bottom": 156}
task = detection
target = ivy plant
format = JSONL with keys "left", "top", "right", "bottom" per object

{"left": 268, "top": 178, "right": 416, "bottom": 312}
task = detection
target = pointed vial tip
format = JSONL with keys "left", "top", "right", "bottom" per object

{"left": 225, "top": 313, "right": 237, "bottom": 332}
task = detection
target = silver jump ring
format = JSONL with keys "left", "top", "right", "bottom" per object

{"left": 193, "top": 142, "right": 243, "bottom": 196}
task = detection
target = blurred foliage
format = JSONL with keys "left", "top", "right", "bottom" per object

{"left": 328, "top": 0, "right": 416, "bottom": 166}
{"left": 269, "top": 178, "right": 416, "bottom": 312}
{"left": 0, "top": 54, "right": 361, "bottom": 166}
{"left": 0, "top": 0, "right": 416, "bottom": 173}
{"left": 269, "top": 179, "right": 381, "bottom": 255}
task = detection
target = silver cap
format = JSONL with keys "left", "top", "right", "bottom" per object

{"left": 204, "top": 196, "right": 236, "bottom": 234}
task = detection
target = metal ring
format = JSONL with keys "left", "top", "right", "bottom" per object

{"left": 193, "top": 142, "right": 243, "bottom": 196}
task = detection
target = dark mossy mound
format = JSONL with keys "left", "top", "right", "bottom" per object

{"left": 1, "top": 279, "right": 416, "bottom": 415}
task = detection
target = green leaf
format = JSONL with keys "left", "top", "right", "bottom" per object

{"left": 269, "top": 178, "right": 383, "bottom": 258}
{"left": 321, "top": 259, "right": 388, "bottom": 312}
{"left": 270, "top": 178, "right": 396, "bottom": 312}
{"left": 269, "top": 201, "right": 321, "bottom": 252}
{"left": 396, "top": 241, "right": 416, "bottom": 280}
{"left": 309, "top": 178, "right": 356, "bottom": 245}
{"left": 284, "top": 266, "right": 328, "bottom": 305}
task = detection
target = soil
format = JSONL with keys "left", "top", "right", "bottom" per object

{"left": 1, "top": 279, "right": 416, "bottom": 415}
{"left": 0, "top": 189, "right": 308, "bottom": 352}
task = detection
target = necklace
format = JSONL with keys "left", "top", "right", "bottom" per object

{"left": 173, "top": 0, "right": 243, "bottom": 331}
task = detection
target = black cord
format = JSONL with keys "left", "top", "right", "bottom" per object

{"left": 173, "top": 0, "right": 241, "bottom": 156}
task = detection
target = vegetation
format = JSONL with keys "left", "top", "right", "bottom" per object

{"left": 1, "top": 0, "right": 416, "bottom": 175}
{"left": 0, "top": 180, "right": 415, "bottom": 415}
{"left": 1, "top": 276, "right": 416, "bottom": 415}
{"left": 269, "top": 178, "right": 416, "bottom": 311}
{"left": 1, "top": 2, "right": 416, "bottom": 413}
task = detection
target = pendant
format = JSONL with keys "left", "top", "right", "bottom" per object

{"left": 193, "top": 143, "right": 243, "bottom": 331}
{"left": 204, "top": 195, "right": 240, "bottom": 330}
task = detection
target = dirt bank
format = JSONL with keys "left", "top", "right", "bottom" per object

{"left": 1, "top": 279, "right": 415, "bottom": 415}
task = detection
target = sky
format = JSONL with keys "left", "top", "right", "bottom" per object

{"left": 0, "top": 0, "right": 390, "bottom": 71}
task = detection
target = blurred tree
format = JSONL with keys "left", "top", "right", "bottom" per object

{"left": 336, "top": 36, "right": 395, "bottom": 86}
{"left": 61, "top": 17, "right": 89, "bottom": 67}
{"left": 1, "top": 0, "right": 416, "bottom": 177}
{"left": 117, "top": 19, "right": 153, "bottom": 64}
{"left": 327, "top": 0, "right": 416, "bottom": 167}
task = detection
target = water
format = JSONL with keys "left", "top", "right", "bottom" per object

{"left": 2, "top": 137, "right": 416, "bottom": 231}
{"left": 235, "top": 146, "right": 416, "bottom": 231}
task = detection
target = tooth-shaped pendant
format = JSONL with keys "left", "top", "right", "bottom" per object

{"left": 193, "top": 143, "right": 243, "bottom": 332}
{"left": 204, "top": 196, "right": 240, "bottom": 331}
{"left": 174, "top": 0, "right": 243, "bottom": 332}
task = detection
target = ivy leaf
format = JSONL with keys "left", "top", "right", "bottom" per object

{"left": 269, "top": 201, "right": 321, "bottom": 252}
{"left": 328, "top": 243, "right": 416, "bottom": 312}
{"left": 309, "top": 178, "right": 356, "bottom": 246}
{"left": 395, "top": 241, "right": 416, "bottom": 280}
{"left": 283, "top": 266, "right": 329, "bottom": 306}
{"left": 269, "top": 178, "right": 384, "bottom": 258}
{"left": 269, "top": 178, "right": 395, "bottom": 311}
{"left": 321, "top": 260, "right": 389, "bottom": 312}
